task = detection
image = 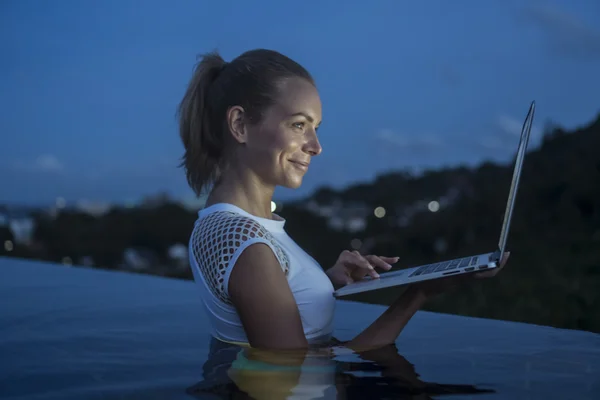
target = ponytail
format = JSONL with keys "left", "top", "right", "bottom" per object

{"left": 177, "top": 51, "right": 227, "bottom": 196}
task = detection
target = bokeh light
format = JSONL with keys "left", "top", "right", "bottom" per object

{"left": 428, "top": 201, "right": 440, "bottom": 212}
{"left": 4, "top": 240, "right": 13, "bottom": 252}
{"left": 374, "top": 206, "right": 386, "bottom": 218}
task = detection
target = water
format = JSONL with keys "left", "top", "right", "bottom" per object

{"left": 1, "top": 256, "right": 599, "bottom": 399}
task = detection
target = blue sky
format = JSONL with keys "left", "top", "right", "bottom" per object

{"left": 1, "top": 0, "right": 599, "bottom": 205}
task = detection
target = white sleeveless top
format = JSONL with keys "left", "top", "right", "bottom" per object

{"left": 188, "top": 203, "right": 336, "bottom": 345}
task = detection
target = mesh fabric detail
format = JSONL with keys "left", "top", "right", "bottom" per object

{"left": 190, "top": 211, "right": 290, "bottom": 305}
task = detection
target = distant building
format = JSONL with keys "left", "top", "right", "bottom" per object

{"left": 122, "top": 247, "right": 160, "bottom": 271}
{"left": 75, "top": 200, "right": 111, "bottom": 217}
{"left": 304, "top": 199, "right": 370, "bottom": 233}
{"left": 168, "top": 243, "right": 189, "bottom": 269}
{"left": 9, "top": 217, "right": 35, "bottom": 245}
{"left": 0, "top": 207, "right": 35, "bottom": 245}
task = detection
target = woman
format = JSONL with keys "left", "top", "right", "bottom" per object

{"left": 178, "top": 48, "right": 509, "bottom": 352}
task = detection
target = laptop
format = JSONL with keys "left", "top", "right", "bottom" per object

{"left": 334, "top": 101, "right": 536, "bottom": 298}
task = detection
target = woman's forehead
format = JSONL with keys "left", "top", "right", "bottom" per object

{"left": 271, "top": 78, "right": 322, "bottom": 120}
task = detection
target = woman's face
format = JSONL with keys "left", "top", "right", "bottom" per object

{"left": 240, "top": 77, "right": 323, "bottom": 189}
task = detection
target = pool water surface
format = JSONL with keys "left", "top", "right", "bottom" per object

{"left": 1, "top": 257, "right": 599, "bottom": 399}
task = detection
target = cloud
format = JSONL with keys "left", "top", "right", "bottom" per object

{"left": 476, "top": 113, "right": 544, "bottom": 152}
{"left": 35, "top": 154, "right": 64, "bottom": 172}
{"left": 377, "top": 129, "right": 444, "bottom": 150}
{"left": 11, "top": 154, "right": 65, "bottom": 173}
{"left": 522, "top": 3, "right": 600, "bottom": 60}
{"left": 497, "top": 115, "right": 542, "bottom": 138}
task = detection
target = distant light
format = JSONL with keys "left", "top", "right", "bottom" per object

{"left": 428, "top": 201, "right": 440, "bottom": 212}
{"left": 62, "top": 256, "right": 73, "bottom": 266}
{"left": 374, "top": 206, "right": 386, "bottom": 218}
{"left": 350, "top": 238, "right": 362, "bottom": 250}
{"left": 270, "top": 201, "right": 277, "bottom": 212}
{"left": 4, "top": 240, "right": 13, "bottom": 252}
{"left": 56, "top": 197, "right": 66, "bottom": 209}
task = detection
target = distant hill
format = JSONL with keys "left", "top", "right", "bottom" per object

{"left": 6, "top": 112, "right": 599, "bottom": 333}
{"left": 280, "top": 113, "right": 600, "bottom": 332}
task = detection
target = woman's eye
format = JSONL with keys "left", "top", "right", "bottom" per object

{"left": 293, "top": 122, "right": 305, "bottom": 129}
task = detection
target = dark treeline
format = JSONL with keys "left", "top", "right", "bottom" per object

{"left": 2, "top": 113, "right": 599, "bottom": 333}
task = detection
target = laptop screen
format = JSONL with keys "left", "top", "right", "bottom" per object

{"left": 497, "top": 101, "right": 536, "bottom": 256}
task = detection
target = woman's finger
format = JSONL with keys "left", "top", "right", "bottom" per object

{"left": 365, "top": 255, "right": 393, "bottom": 271}
{"left": 379, "top": 256, "right": 400, "bottom": 264}
{"left": 350, "top": 251, "right": 380, "bottom": 278}
{"left": 474, "top": 269, "right": 498, "bottom": 279}
{"left": 499, "top": 251, "right": 510, "bottom": 267}
{"left": 475, "top": 251, "right": 511, "bottom": 279}
{"left": 341, "top": 274, "right": 354, "bottom": 285}
{"left": 490, "top": 251, "right": 510, "bottom": 274}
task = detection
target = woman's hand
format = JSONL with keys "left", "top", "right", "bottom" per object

{"left": 326, "top": 250, "right": 400, "bottom": 286}
{"left": 413, "top": 251, "right": 511, "bottom": 300}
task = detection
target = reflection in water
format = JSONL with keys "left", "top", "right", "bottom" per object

{"left": 186, "top": 338, "right": 495, "bottom": 399}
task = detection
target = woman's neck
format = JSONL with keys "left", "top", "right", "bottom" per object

{"left": 206, "top": 170, "right": 275, "bottom": 219}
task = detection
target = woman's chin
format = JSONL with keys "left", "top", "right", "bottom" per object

{"left": 282, "top": 176, "right": 304, "bottom": 190}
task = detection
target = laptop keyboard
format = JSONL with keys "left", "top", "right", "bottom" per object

{"left": 409, "top": 256, "right": 479, "bottom": 278}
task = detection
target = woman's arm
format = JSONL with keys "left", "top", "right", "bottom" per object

{"left": 228, "top": 243, "right": 424, "bottom": 352}
{"left": 228, "top": 242, "right": 309, "bottom": 351}
{"left": 345, "top": 286, "right": 427, "bottom": 351}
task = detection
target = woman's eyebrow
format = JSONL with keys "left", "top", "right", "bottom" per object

{"left": 288, "top": 112, "right": 314, "bottom": 123}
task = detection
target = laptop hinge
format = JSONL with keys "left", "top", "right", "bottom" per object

{"left": 489, "top": 249, "right": 502, "bottom": 262}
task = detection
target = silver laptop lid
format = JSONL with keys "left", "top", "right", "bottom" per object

{"left": 496, "top": 101, "right": 536, "bottom": 259}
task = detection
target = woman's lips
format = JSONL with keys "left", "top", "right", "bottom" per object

{"left": 289, "top": 160, "right": 309, "bottom": 171}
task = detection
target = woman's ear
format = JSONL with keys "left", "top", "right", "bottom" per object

{"left": 227, "top": 105, "right": 248, "bottom": 144}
